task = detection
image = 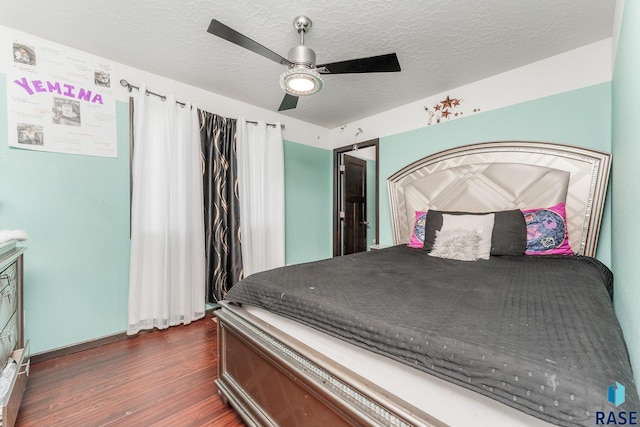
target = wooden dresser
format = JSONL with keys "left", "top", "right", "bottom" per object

{"left": 0, "top": 242, "right": 28, "bottom": 427}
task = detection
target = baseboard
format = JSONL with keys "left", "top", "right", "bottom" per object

{"left": 30, "top": 332, "right": 128, "bottom": 364}
{"left": 30, "top": 307, "right": 219, "bottom": 364}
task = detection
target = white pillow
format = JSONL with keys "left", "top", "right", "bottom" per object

{"left": 429, "top": 228, "right": 481, "bottom": 261}
{"left": 440, "top": 213, "right": 495, "bottom": 259}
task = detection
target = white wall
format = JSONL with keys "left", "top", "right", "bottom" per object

{"left": 0, "top": 24, "right": 329, "bottom": 149}
{"left": 113, "top": 62, "right": 329, "bottom": 149}
{"left": 329, "top": 40, "right": 612, "bottom": 148}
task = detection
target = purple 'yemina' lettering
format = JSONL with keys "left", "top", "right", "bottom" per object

{"left": 13, "top": 77, "right": 104, "bottom": 105}
{"left": 32, "top": 80, "right": 46, "bottom": 93}
{"left": 77, "top": 88, "right": 92, "bottom": 102}
{"left": 47, "top": 81, "right": 61, "bottom": 94}
{"left": 63, "top": 83, "right": 75, "bottom": 97}
{"left": 13, "top": 77, "right": 33, "bottom": 95}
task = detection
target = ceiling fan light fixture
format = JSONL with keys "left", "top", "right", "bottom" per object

{"left": 280, "top": 67, "right": 323, "bottom": 96}
{"left": 208, "top": 17, "right": 400, "bottom": 111}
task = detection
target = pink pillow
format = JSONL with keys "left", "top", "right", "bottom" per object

{"left": 521, "top": 203, "right": 573, "bottom": 255}
{"left": 408, "top": 211, "right": 428, "bottom": 248}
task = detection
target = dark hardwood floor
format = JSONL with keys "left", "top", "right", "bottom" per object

{"left": 15, "top": 312, "right": 245, "bottom": 427}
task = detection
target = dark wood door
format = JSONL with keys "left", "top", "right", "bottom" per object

{"left": 343, "top": 154, "right": 367, "bottom": 255}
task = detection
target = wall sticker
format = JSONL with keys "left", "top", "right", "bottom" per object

{"left": 2, "top": 29, "right": 117, "bottom": 157}
{"left": 424, "top": 95, "right": 481, "bottom": 126}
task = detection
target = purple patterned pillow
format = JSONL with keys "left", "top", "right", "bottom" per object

{"left": 408, "top": 211, "right": 427, "bottom": 248}
{"left": 521, "top": 202, "right": 573, "bottom": 255}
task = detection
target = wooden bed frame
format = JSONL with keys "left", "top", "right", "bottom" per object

{"left": 214, "top": 141, "right": 612, "bottom": 426}
{"left": 215, "top": 303, "right": 443, "bottom": 426}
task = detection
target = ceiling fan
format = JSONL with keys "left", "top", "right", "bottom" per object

{"left": 207, "top": 16, "right": 401, "bottom": 111}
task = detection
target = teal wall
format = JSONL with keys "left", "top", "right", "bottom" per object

{"left": 612, "top": 0, "right": 640, "bottom": 388}
{"left": 284, "top": 140, "right": 333, "bottom": 264}
{"left": 378, "top": 83, "right": 613, "bottom": 266}
{"left": 0, "top": 75, "right": 333, "bottom": 353}
{"left": 0, "top": 76, "right": 131, "bottom": 354}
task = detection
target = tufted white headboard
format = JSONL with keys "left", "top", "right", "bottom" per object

{"left": 387, "top": 141, "right": 611, "bottom": 257}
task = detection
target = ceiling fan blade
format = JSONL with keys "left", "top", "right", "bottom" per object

{"left": 317, "top": 53, "right": 401, "bottom": 74}
{"left": 208, "top": 19, "right": 292, "bottom": 67}
{"left": 278, "top": 94, "right": 299, "bottom": 111}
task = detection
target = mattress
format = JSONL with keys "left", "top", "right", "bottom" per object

{"left": 225, "top": 245, "right": 639, "bottom": 426}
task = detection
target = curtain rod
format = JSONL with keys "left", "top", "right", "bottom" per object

{"left": 119, "top": 79, "right": 285, "bottom": 129}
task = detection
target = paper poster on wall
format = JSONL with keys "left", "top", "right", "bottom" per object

{"left": 2, "top": 30, "right": 117, "bottom": 157}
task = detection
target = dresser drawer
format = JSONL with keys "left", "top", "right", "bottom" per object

{"left": 0, "top": 263, "right": 15, "bottom": 287}
{"left": 1, "top": 341, "right": 30, "bottom": 427}
{"left": 0, "top": 247, "right": 25, "bottom": 427}
{"left": 0, "top": 273, "right": 17, "bottom": 333}
{"left": 0, "top": 315, "right": 17, "bottom": 373}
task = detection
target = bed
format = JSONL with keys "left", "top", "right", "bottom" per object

{"left": 214, "top": 141, "right": 638, "bottom": 426}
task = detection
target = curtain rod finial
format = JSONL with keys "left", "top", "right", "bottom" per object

{"left": 120, "top": 79, "right": 132, "bottom": 92}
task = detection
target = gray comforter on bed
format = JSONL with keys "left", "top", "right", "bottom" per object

{"left": 224, "top": 245, "right": 639, "bottom": 426}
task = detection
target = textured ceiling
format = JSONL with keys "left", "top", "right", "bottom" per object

{"left": 0, "top": 0, "right": 614, "bottom": 128}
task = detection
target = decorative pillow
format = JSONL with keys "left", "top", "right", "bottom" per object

{"left": 521, "top": 202, "right": 573, "bottom": 255}
{"left": 440, "top": 213, "right": 495, "bottom": 259}
{"left": 423, "top": 210, "right": 525, "bottom": 256}
{"left": 429, "top": 228, "right": 481, "bottom": 261}
{"left": 408, "top": 210, "right": 427, "bottom": 248}
{"left": 485, "top": 209, "right": 527, "bottom": 256}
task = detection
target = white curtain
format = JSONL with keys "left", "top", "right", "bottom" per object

{"left": 127, "top": 85, "right": 205, "bottom": 335}
{"left": 236, "top": 119, "right": 285, "bottom": 277}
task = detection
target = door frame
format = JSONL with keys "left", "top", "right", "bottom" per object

{"left": 333, "top": 138, "right": 379, "bottom": 257}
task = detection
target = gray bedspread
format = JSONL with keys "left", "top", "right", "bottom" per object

{"left": 224, "top": 245, "right": 639, "bottom": 426}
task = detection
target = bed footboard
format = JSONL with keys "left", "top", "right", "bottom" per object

{"left": 215, "top": 302, "right": 444, "bottom": 427}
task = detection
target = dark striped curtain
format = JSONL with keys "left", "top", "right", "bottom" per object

{"left": 199, "top": 110, "right": 243, "bottom": 302}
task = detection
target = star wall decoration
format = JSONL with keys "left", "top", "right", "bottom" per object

{"left": 441, "top": 96, "right": 455, "bottom": 110}
{"left": 423, "top": 95, "right": 480, "bottom": 126}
